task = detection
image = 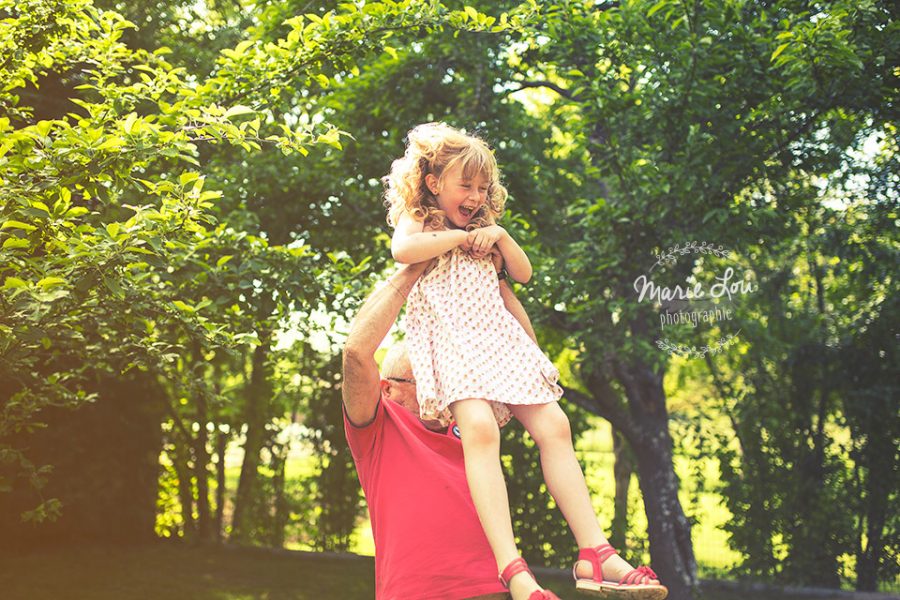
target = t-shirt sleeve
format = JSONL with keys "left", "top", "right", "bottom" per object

{"left": 342, "top": 399, "right": 384, "bottom": 463}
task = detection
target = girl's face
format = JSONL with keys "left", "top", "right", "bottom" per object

{"left": 427, "top": 164, "right": 489, "bottom": 229}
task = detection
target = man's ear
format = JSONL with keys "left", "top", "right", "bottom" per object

{"left": 379, "top": 379, "right": 392, "bottom": 401}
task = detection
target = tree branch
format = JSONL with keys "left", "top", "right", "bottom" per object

{"left": 562, "top": 373, "right": 637, "bottom": 441}
{"left": 506, "top": 79, "right": 583, "bottom": 102}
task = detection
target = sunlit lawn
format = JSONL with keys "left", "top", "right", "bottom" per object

{"left": 213, "top": 412, "right": 897, "bottom": 593}
{"left": 0, "top": 542, "right": 630, "bottom": 600}
{"left": 0, "top": 542, "right": 375, "bottom": 600}
{"left": 2, "top": 541, "right": 886, "bottom": 600}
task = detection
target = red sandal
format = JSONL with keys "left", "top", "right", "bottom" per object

{"left": 499, "top": 557, "right": 561, "bottom": 600}
{"left": 573, "top": 543, "right": 668, "bottom": 599}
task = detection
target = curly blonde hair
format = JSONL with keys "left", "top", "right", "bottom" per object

{"left": 382, "top": 122, "right": 508, "bottom": 231}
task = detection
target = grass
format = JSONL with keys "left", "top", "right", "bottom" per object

{"left": 198, "top": 414, "right": 897, "bottom": 594}
{"left": 2, "top": 542, "right": 894, "bottom": 600}
{"left": 0, "top": 541, "right": 375, "bottom": 600}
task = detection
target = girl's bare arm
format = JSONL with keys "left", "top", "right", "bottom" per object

{"left": 495, "top": 229, "right": 532, "bottom": 284}
{"left": 391, "top": 211, "right": 468, "bottom": 264}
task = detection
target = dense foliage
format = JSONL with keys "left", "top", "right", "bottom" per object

{"left": 1, "top": 0, "right": 896, "bottom": 597}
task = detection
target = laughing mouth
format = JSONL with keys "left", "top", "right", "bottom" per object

{"left": 459, "top": 206, "right": 476, "bottom": 218}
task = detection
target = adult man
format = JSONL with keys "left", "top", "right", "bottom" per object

{"left": 341, "top": 258, "right": 535, "bottom": 599}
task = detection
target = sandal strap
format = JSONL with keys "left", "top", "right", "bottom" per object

{"left": 621, "top": 565, "right": 659, "bottom": 585}
{"left": 530, "top": 591, "right": 561, "bottom": 600}
{"left": 574, "top": 543, "right": 619, "bottom": 583}
{"left": 499, "top": 557, "right": 534, "bottom": 588}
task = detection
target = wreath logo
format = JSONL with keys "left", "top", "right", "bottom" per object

{"left": 633, "top": 241, "right": 755, "bottom": 359}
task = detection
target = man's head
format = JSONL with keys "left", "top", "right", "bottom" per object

{"left": 380, "top": 342, "right": 444, "bottom": 431}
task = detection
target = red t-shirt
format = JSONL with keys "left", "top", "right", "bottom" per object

{"left": 343, "top": 398, "right": 506, "bottom": 600}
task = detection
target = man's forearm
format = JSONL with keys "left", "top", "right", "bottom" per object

{"left": 499, "top": 279, "right": 537, "bottom": 343}
{"left": 345, "top": 264, "right": 423, "bottom": 356}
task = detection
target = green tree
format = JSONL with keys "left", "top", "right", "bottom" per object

{"left": 496, "top": 0, "right": 896, "bottom": 596}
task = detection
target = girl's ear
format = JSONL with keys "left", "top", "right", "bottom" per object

{"left": 424, "top": 173, "right": 439, "bottom": 195}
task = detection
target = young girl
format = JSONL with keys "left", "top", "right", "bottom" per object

{"left": 382, "top": 122, "right": 668, "bottom": 600}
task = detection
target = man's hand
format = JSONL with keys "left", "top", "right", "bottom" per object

{"left": 466, "top": 225, "right": 506, "bottom": 259}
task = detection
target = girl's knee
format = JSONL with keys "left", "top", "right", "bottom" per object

{"left": 465, "top": 414, "right": 501, "bottom": 448}
{"left": 452, "top": 399, "right": 500, "bottom": 447}
{"left": 529, "top": 404, "right": 572, "bottom": 446}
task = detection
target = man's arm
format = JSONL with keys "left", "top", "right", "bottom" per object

{"left": 491, "top": 247, "right": 538, "bottom": 343}
{"left": 342, "top": 261, "right": 430, "bottom": 426}
{"left": 498, "top": 279, "right": 538, "bottom": 343}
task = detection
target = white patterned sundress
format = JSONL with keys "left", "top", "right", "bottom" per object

{"left": 403, "top": 246, "right": 564, "bottom": 428}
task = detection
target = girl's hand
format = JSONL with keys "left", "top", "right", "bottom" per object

{"left": 466, "top": 225, "right": 506, "bottom": 259}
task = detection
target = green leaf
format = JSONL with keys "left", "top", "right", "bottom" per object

{"left": 125, "top": 246, "right": 157, "bottom": 255}
{"left": 97, "top": 136, "right": 124, "bottom": 151}
{"left": 234, "top": 40, "right": 254, "bottom": 56}
{"left": 65, "top": 207, "right": 89, "bottom": 218}
{"left": 172, "top": 300, "right": 195, "bottom": 313}
{"left": 103, "top": 276, "right": 124, "bottom": 297}
{"left": 647, "top": 0, "right": 668, "bottom": 17}
{"left": 3, "top": 277, "right": 28, "bottom": 289}
{"left": 36, "top": 277, "right": 66, "bottom": 289}
{"left": 35, "top": 120, "right": 53, "bottom": 137}
{"left": 771, "top": 43, "right": 790, "bottom": 62}
{"left": 464, "top": 5, "right": 478, "bottom": 22}
{"left": 30, "top": 201, "right": 51, "bottom": 214}
{"left": 216, "top": 255, "right": 233, "bottom": 267}
{"left": 179, "top": 172, "right": 200, "bottom": 186}
{"left": 225, "top": 105, "right": 255, "bottom": 119}
{"left": 123, "top": 112, "right": 137, "bottom": 134}
{"left": 316, "top": 129, "right": 343, "bottom": 150}
{"left": 2, "top": 238, "right": 30, "bottom": 250}
{"left": 1, "top": 220, "right": 36, "bottom": 231}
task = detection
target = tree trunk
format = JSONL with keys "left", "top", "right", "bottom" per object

{"left": 612, "top": 360, "right": 697, "bottom": 600}
{"left": 173, "top": 441, "right": 196, "bottom": 540}
{"left": 854, "top": 388, "right": 893, "bottom": 592}
{"left": 231, "top": 331, "right": 273, "bottom": 544}
{"left": 610, "top": 427, "right": 635, "bottom": 551}
{"left": 857, "top": 461, "right": 888, "bottom": 591}
{"left": 270, "top": 436, "right": 289, "bottom": 548}
{"left": 193, "top": 382, "right": 212, "bottom": 543}
{"left": 214, "top": 425, "right": 227, "bottom": 543}
{"left": 632, "top": 424, "right": 698, "bottom": 600}
{"left": 569, "top": 359, "right": 697, "bottom": 600}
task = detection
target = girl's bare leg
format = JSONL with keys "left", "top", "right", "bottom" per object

{"left": 449, "top": 399, "right": 542, "bottom": 599}
{"left": 510, "top": 401, "right": 660, "bottom": 584}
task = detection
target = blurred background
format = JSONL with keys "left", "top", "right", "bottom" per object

{"left": 0, "top": 0, "right": 897, "bottom": 598}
